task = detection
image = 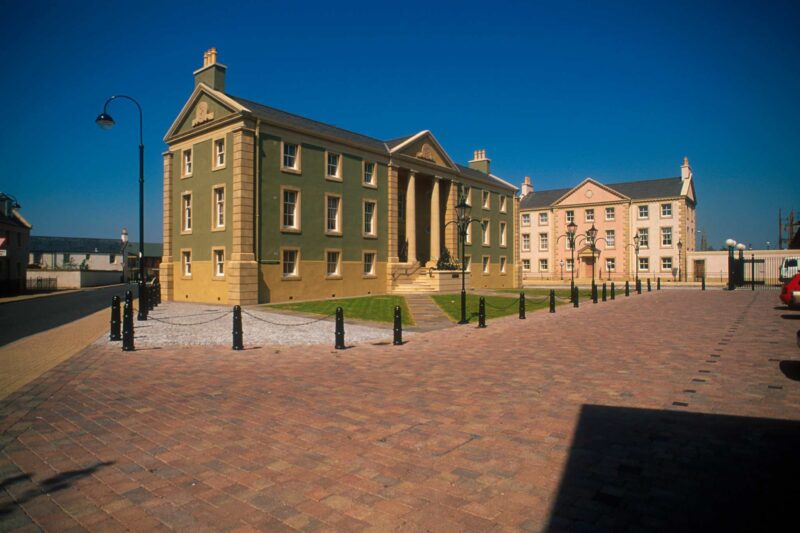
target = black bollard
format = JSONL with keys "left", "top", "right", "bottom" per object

{"left": 393, "top": 306, "right": 403, "bottom": 345}
{"left": 110, "top": 296, "right": 121, "bottom": 341}
{"left": 519, "top": 292, "right": 526, "bottom": 320}
{"left": 549, "top": 289, "right": 556, "bottom": 313}
{"left": 602, "top": 283, "right": 607, "bottom": 302}
{"left": 657, "top": 277, "right": 661, "bottom": 290}
{"left": 637, "top": 279, "right": 642, "bottom": 294}
{"left": 122, "top": 299, "right": 134, "bottom": 351}
{"left": 478, "top": 297, "right": 487, "bottom": 328}
{"left": 573, "top": 286, "right": 579, "bottom": 308}
{"left": 625, "top": 280, "right": 630, "bottom": 297}
{"left": 647, "top": 278, "right": 652, "bottom": 292}
{"left": 125, "top": 289, "right": 132, "bottom": 307}
{"left": 611, "top": 282, "right": 615, "bottom": 300}
{"left": 702, "top": 275, "right": 706, "bottom": 291}
{"left": 232, "top": 305, "right": 244, "bottom": 350}
{"left": 335, "top": 307, "right": 345, "bottom": 349}
{"left": 149, "top": 285, "right": 156, "bottom": 311}
{"left": 570, "top": 280, "right": 575, "bottom": 303}
{"left": 592, "top": 283, "right": 598, "bottom": 304}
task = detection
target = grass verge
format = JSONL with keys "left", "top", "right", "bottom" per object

{"left": 431, "top": 293, "right": 551, "bottom": 322}
{"left": 266, "top": 295, "right": 414, "bottom": 325}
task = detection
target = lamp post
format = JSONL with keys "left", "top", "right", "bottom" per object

{"left": 96, "top": 95, "right": 147, "bottom": 320}
{"left": 677, "top": 239, "right": 683, "bottom": 282}
{"left": 121, "top": 227, "right": 129, "bottom": 282}
{"left": 736, "top": 242, "right": 746, "bottom": 286}
{"left": 559, "top": 259, "right": 564, "bottom": 281}
{"left": 557, "top": 221, "right": 579, "bottom": 296}
{"left": 445, "top": 185, "right": 484, "bottom": 325}
{"left": 725, "top": 238, "right": 736, "bottom": 290}
{"left": 586, "top": 224, "right": 599, "bottom": 288}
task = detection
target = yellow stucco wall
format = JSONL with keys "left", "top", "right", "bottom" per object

{"left": 172, "top": 262, "right": 230, "bottom": 304}
{"left": 260, "top": 261, "right": 388, "bottom": 303}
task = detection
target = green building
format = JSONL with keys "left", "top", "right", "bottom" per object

{"left": 161, "top": 49, "right": 519, "bottom": 305}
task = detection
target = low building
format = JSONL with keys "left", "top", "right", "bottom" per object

{"left": 518, "top": 158, "right": 697, "bottom": 282}
{"left": 0, "top": 193, "right": 32, "bottom": 295}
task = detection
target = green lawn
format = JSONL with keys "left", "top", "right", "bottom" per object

{"left": 265, "top": 295, "right": 414, "bottom": 325}
{"left": 431, "top": 293, "right": 551, "bottom": 322}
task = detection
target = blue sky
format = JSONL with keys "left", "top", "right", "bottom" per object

{"left": 1, "top": 0, "right": 798, "bottom": 248}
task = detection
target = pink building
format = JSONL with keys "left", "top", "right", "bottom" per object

{"left": 519, "top": 158, "right": 697, "bottom": 282}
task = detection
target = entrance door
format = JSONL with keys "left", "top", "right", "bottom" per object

{"left": 693, "top": 260, "right": 705, "bottom": 281}
{"left": 582, "top": 257, "right": 595, "bottom": 279}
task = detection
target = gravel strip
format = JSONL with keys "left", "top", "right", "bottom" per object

{"left": 98, "top": 302, "right": 402, "bottom": 347}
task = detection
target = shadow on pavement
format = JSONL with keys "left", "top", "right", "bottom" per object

{"left": 546, "top": 405, "right": 800, "bottom": 532}
{"left": 780, "top": 314, "right": 800, "bottom": 320}
{"left": 0, "top": 461, "right": 115, "bottom": 515}
{"left": 779, "top": 361, "right": 800, "bottom": 381}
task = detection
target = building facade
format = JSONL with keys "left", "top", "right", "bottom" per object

{"left": 519, "top": 159, "right": 697, "bottom": 282}
{"left": 161, "top": 50, "right": 519, "bottom": 305}
{"left": 0, "top": 193, "right": 32, "bottom": 295}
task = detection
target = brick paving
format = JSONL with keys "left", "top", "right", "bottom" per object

{"left": 1, "top": 290, "right": 799, "bottom": 531}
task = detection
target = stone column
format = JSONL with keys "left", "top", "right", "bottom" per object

{"left": 387, "top": 164, "right": 399, "bottom": 262}
{"left": 160, "top": 151, "right": 174, "bottom": 301}
{"left": 429, "top": 177, "right": 441, "bottom": 265}
{"left": 405, "top": 171, "right": 417, "bottom": 264}
{"left": 228, "top": 126, "right": 259, "bottom": 305}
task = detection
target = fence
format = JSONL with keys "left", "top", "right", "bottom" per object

{"left": 26, "top": 277, "right": 57, "bottom": 291}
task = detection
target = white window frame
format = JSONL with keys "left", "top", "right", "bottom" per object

{"left": 522, "top": 213, "right": 531, "bottom": 227}
{"left": 281, "top": 187, "right": 301, "bottom": 232}
{"left": 499, "top": 196, "right": 507, "bottom": 213}
{"left": 661, "top": 256, "right": 673, "bottom": 271}
{"left": 281, "top": 141, "right": 301, "bottom": 173}
{"left": 638, "top": 257, "right": 650, "bottom": 271}
{"left": 482, "top": 190, "right": 490, "bottom": 210}
{"left": 212, "top": 248, "right": 225, "bottom": 278}
{"left": 661, "top": 227, "right": 673, "bottom": 247}
{"left": 213, "top": 138, "right": 226, "bottom": 169}
{"left": 181, "top": 192, "right": 192, "bottom": 233}
{"left": 182, "top": 148, "right": 193, "bottom": 177}
{"left": 464, "top": 255, "right": 472, "bottom": 272}
{"left": 661, "top": 203, "right": 672, "bottom": 218}
{"left": 463, "top": 186, "right": 472, "bottom": 206}
{"left": 363, "top": 161, "right": 377, "bottom": 188}
{"left": 181, "top": 249, "right": 192, "bottom": 278}
{"left": 605, "top": 229, "right": 615, "bottom": 248}
{"left": 363, "top": 199, "right": 377, "bottom": 238}
{"left": 539, "top": 259, "right": 549, "bottom": 272}
{"left": 566, "top": 258, "right": 574, "bottom": 272}
{"left": 605, "top": 257, "right": 615, "bottom": 272}
{"left": 282, "top": 248, "right": 300, "bottom": 279}
{"left": 325, "top": 249, "right": 342, "bottom": 278}
{"left": 325, "top": 193, "right": 342, "bottom": 236}
{"left": 539, "top": 232, "right": 549, "bottom": 251}
{"left": 482, "top": 220, "right": 490, "bottom": 246}
{"left": 638, "top": 228, "right": 649, "bottom": 248}
{"left": 499, "top": 221, "right": 507, "bottom": 247}
{"left": 212, "top": 185, "right": 225, "bottom": 230}
{"left": 539, "top": 212, "right": 548, "bottom": 225}
{"left": 325, "top": 151, "right": 342, "bottom": 181}
{"left": 566, "top": 210, "right": 575, "bottom": 224}
{"left": 482, "top": 255, "right": 491, "bottom": 275}
{"left": 500, "top": 256, "right": 507, "bottom": 274}
{"left": 362, "top": 250, "right": 377, "bottom": 278}
{"left": 605, "top": 207, "right": 615, "bottom": 221}
{"left": 522, "top": 259, "right": 531, "bottom": 271}
{"left": 638, "top": 205, "right": 649, "bottom": 220}
{"left": 585, "top": 208, "right": 594, "bottom": 222}
{"left": 522, "top": 233, "right": 530, "bottom": 252}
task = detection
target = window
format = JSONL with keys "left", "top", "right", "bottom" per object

{"left": 464, "top": 255, "right": 472, "bottom": 272}
{"left": 325, "top": 194, "right": 341, "bottom": 234}
{"left": 281, "top": 188, "right": 300, "bottom": 230}
{"left": 522, "top": 259, "right": 531, "bottom": 271}
{"left": 213, "top": 186, "right": 225, "bottom": 229}
{"left": 606, "top": 258, "right": 615, "bottom": 272}
{"left": 182, "top": 193, "right": 192, "bottom": 232}
{"left": 499, "top": 222, "right": 507, "bottom": 246}
{"left": 482, "top": 220, "right": 490, "bottom": 245}
{"left": 214, "top": 138, "right": 225, "bottom": 168}
{"left": 282, "top": 249, "right": 299, "bottom": 278}
{"left": 63, "top": 253, "right": 70, "bottom": 264}
{"left": 482, "top": 190, "right": 490, "bottom": 209}
{"left": 463, "top": 186, "right": 472, "bottom": 206}
{"left": 566, "top": 210, "right": 575, "bottom": 224}
{"left": 326, "top": 152, "right": 341, "bottom": 179}
{"left": 638, "top": 205, "right": 649, "bottom": 219}
{"left": 182, "top": 149, "right": 192, "bottom": 176}
{"left": 482, "top": 256, "right": 490, "bottom": 274}
{"left": 522, "top": 213, "right": 530, "bottom": 226}
{"left": 661, "top": 257, "right": 673, "bottom": 271}
{"left": 500, "top": 256, "right": 507, "bottom": 273}
{"left": 522, "top": 233, "right": 530, "bottom": 251}
{"left": 585, "top": 208, "right": 594, "bottom": 222}
{"left": 539, "top": 212, "right": 548, "bottom": 225}
{"left": 605, "top": 207, "right": 615, "bottom": 221}
{"left": 363, "top": 200, "right": 377, "bottom": 237}
{"left": 539, "top": 233, "right": 549, "bottom": 251}
{"left": 182, "top": 250, "right": 192, "bottom": 277}
{"left": 363, "top": 251, "right": 376, "bottom": 276}
{"left": 282, "top": 142, "right": 300, "bottom": 171}
{"left": 213, "top": 249, "right": 224, "bottom": 277}
{"left": 363, "top": 161, "right": 376, "bottom": 186}
{"left": 638, "top": 228, "right": 649, "bottom": 248}
{"left": 539, "top": 259, "right": 549, "bottom": 272}
{"left": 661, "top": 203, "right": 672, "bottom": 217}
{"left": 661, "top": 227, "right": 673, "bottom": 246}
{"left": 638, "top": 257, "right": 649, "bottom": 271}
{"left": 606, "top": 229, "right": 615, "bottom": 248}
{"left": 465, "top": 220, "right": 472, "bottom": 244}
{"left": 326, "top": 250, "right": 341, "bottom": 277}
{"left": 109, "top": 254, "right": 116, "bottom": 264}
{"left": 500, "top": 196, "right": 507, "bottom": 213}
{"left": 566, "top": 258, "right": 574, "bottom": 272}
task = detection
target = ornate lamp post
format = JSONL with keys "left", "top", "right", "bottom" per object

{"left": 559, "top": 259, "right": 564, "bottom": 281}
{"left": 121, "top": 227, "right": 129, "bottom": 282}
{"left": 557, "top": 220, "right": 579, "bottom": 296}
{"left": 586, "top": 224, "right": 599, "bottom": 289}
{"left": 677, "top": 239, "right": 683, "bottom": 282}
{"left": 725, "top": 238, "right": 736, "bottom": 290}
{"left": 96, "top": 95, "right": 147, "bottom": 320}
{"left": 445, "top": 185, "right": 485, "bottom": 325}
{"left": 632, "top": 233, "right": 640, "bottom": 284}
{"left": 736, "top": 242, "right": 746, "bottom": 286}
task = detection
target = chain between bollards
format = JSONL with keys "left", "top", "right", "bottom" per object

{"left": 335, "top": 307, "right": 345, "bottom": 349}
{"left": 549, "top": 289, "right": 555, "bottom": 313}
{"left": 232, "top": 305, "right": 243, "bottom": 350}
{"left": 110, "top": 295, "right": 121, "bottom": 341}
{"left": 393, "top": 306, "right": 403, "bottom": 345}
{"left": 602, "top": 283, "right": 607, "bottom": 302}
{"left": 519, "top": 292, "right": 526, "bottom": 320}
{"left": 122, "top": 290, "right": 134, "bottom": 351}
{"left": 611, "top": 282, "right": 615, "bottom": 300}
{"left": 478, "top": 297, "right": 486, "bottom": 328}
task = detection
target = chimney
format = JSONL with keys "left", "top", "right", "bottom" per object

{"left": 193, "top": 47, "right": 227, "bottom": 92}
{"left": 520, "top": 176, "right": 533, "bottom": 196}
{"left": 681, "top": 156, "right": 692, "bottom": 180}
{"left": 468, "top": 148, "right": 491, "bottom": 174}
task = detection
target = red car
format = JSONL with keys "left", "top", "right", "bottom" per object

{"left": 780, "top": 273, "right": 800, "bottom": 308}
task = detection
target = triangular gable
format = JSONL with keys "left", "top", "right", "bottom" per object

{"left": 554, "top": 178, "right": 629, "bottom": 206}
{"left": 681, "top": 178, "right": 696, "bottom": 203}
{"left": 389, "top": 130, "right": 458, "bottom": 170}
{"left": 164, "top": 83, "right": 248, "bottom": 142}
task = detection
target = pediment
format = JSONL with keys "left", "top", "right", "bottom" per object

{"left": 554, "top": 178, "right": 628, "bottom": 206}
{"left": 390, "top": 131, "right": 457, "bottom": 170}
{"left": 164, "top": 84, "right": 246, "bottom": 142}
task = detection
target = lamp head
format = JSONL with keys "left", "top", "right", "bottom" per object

{"left": 95, "top": 112, "right": 115, "bottom": 130}
{"left": 677, "top": 239, "right": 683, "bottom": 250}
{"left": 121, "top": 227, "right": 128, "bottom": 244}
{"left": 633, "top": 233, "right": 639, "bottom": 246}
{"left": 725, "top": 238, "right": 736, "bottom": 248}
{"left": 566, "top": 221, "right": 577, "bottom": 236}
{"left": 586, "top": 224, "right": 598, "bottom": 242}
{"left": 455, "top": 197, "right": 469, "bottom": 222}
{"left": 736, "top": 243, "right": 746, "bottom": 251}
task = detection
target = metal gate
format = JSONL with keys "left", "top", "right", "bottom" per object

{"left": 730, "top": 254, "right": 782, "bottom": 290}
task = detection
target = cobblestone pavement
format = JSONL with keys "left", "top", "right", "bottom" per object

{"left": 1, "top": 291, "right": 799, "bottom": 531}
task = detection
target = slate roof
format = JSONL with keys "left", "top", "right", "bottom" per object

{"left": 30, "top": 236, "right": 162, "bottom": 257}
{"left": 225, "top": 94, "right": 517, "bottom": 191}
{"left": 520, "top": 177, "right": 684, "bottom": 209}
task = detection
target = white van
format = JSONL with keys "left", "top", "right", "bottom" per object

{"left": 780, "top": 257, "right": 799, "bottom": 282}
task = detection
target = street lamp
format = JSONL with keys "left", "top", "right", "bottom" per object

{"left": 559, "top": 259, "right": 564, "bottom": 280}
{"left": 631, "top": 233, "right": 641, "bottom": 284}
{"left": 725, "top": 238, "right": 736, "bottom": 290}
{"left": 557, "top": 220, "right": 579, "bottom": 296}
{"left": 586, "top": 224, "right": 599, "bottom": 288}
{"left": 96, "top": 95, "right": 148, "bottom": 320}
{"left": 677, "top": 239, "right": 683, "bottom": 282}
{"left": 736, "top": 242, "right": 746, "bottom": 286}
{"left": 121, "top": 227, "right": 129, "bottom": 282}
{"left": 445, "top": 185, "right": 484, "bottom": 325}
